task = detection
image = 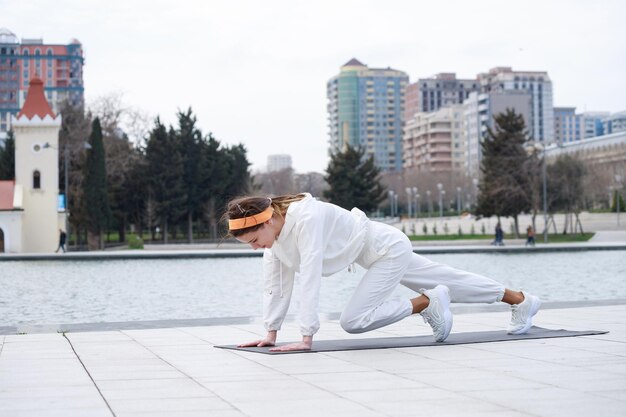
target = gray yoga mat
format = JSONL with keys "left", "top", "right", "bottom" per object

{"left": 215, "top": 327, "right": 608, "bottom": 355}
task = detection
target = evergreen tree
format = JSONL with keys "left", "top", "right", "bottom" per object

{"left": 324, "top": 145, "right": 385, "bottom": 212}
{"left": 0, "top": 130, "right": 15, "bottom": 180}
{"left": 145, "top": 118, "right": 186, "bottom": 242}
{"left": 174, "top": 108, "right": 205, "bottom": 242}
{"left": 476, "top": 109, "right": 531, "bottom": 236}
{"left": 83, "top": 118, "right": 111, "bottom": 249}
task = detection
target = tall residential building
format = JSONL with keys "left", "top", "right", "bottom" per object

{"left": 403, "top": 105, "right": 466, "bottom": 175}
{"left": 554, "top": 107, "right": 583, "bottom": 143}
{"left": 463, "top": 90, "right": 532, "bottom": 178}
{"left": 327, "top": 58, "right": 408, "bottom": 172}
{"left": 0, "top": 28, "right": 84, "bottom": 141}
{"left": 404, "top": 73, "right": 479, "bottom": 121}
{"left": 267, "top": 154, "right": 292, "bottom": 172}
{"left": 582, "top": 111, "right": 609, "bottom": 138}
{"left": 478, "top": 67, "right": 554, "bottom": 143}
{"left": 603, "top": 111, "right": 626, "bottom": 135}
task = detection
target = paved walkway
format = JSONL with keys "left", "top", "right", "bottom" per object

{"left": 1, "top": 303, "right": 625, "bottom": 416}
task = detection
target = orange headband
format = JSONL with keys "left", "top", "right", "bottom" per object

{"left": 228, "top": 207, "right": 274, "bottom": 231}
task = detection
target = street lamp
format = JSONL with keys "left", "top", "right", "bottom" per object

{"left": 472, "top": 178, "right": 479, "bottom": 208}
{"left": 415, "top": 193, "right": 421, "bottom": 218}
{"left": 456, "top": 186, "right": 461, "bottom": 215}
{"left": 388, "top": 190, "right": 395, "bottom": 217}
{"left": 616, "top": 174, "right": 623, "bottom": 226}
{"left": 426, "top": 190, "right": 432, "bottom": 218}
{"left": 437, "top": 183, "right": 444, "bottom": 219}
{"left": 412, "top": 187, "right": 418, "bottom": 218}
{"left": 405, "top": 187, "right": 412, "bottom": 219}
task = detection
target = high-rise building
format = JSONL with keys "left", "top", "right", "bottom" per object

{"left": 267, "top": 154, "right": 292, "bottom": 172}
{"left": 603, "top": 111, "right": 626, "bottom": 135}
{"left": 554, "top": 107, "right": 583, "bottom": 143}
{"left": 582, "top": 111, "right": 609, "bottom": 139}
{"left": 404, "top": 73, "right": 479, "bottom": 121}
{"left": 477, "top": 67, "right": 554, "bottom": 143}
{"left": 403, "top": 105, "right": 466, "bottom": 175}
{"left": 463, "top": 90, "right": 532, "bottom": 178}
{"left": 327, "top": 58, "right": 408, "bottom": 172}
{"left": 0, "top": 28, "right": 84, "bottom": 142}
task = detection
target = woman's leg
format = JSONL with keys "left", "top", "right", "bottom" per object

{"left": 400, "top": 253, "right": 506, "bottom": 304}
{"left": 339, "top": 238, "right": 415, "bottom": 334}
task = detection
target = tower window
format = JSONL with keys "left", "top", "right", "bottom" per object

{"left": 33, "top": 171, "right": 41, "bottom": 189}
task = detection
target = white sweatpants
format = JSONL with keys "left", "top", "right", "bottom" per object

{"left": 339, "top": 221, "right": 506, "bottom": 334}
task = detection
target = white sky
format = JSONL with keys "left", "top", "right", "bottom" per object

{"left": 3, "top": 0, "right": 625, "bottom": 173}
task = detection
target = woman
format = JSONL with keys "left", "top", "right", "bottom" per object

{"left": 226, "top": 193, "right": 541, "bottom": 352}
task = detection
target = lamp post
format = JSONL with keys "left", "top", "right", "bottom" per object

{"left": 426, "top": 190, "right": 432, "bottom": 218}
{"left": 437, "top": 183, "right": 444, "bottom": 219}
{"left": 388, "top": 190, "right": 395, "bottom": 217}
{"left": 456, "top": 186, "right": 461, "bottom": 215}
{"left": 541, "top": 146, "right": 548, "bottom": 243}
{"left": 412, "top": 187, "right": 418, "bottom": 218}
{"left": 472, "top": 178, "right": 479, "bottom": 208}
{"left": 405, "top": 187, "right": 412, "bottom": 219}
{"left": 616, "top": 174, "right": 623, "bottom": 226}
{"left": 415, "top": 193, "right": 421, "bottom": 218}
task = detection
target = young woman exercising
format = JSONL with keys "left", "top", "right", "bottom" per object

{"left": 226, "top": 193, "right": 541, "bottom": 352}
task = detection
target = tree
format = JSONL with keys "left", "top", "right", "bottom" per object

{"left": 145, "top": 119, "right": 186, "bottom": 243}
{"left": 476, "top": 109, "right": 532, "bottom": 236}
{"left": 0, "top": 130, "right": 15, "bottom": 180}
{"left": 174, "top": 108, "right": 206, "bottom": 242}
{"left": 324, "top": 145, "right": 385, "bottom": 212}
{"left": 547, "top": 155, "right": 587, "bottom": 234}
{"left": 59, "top": 102, "right": 92, "bottom": 247}
{"left": 83, "top": 118, "right": 111, "bottom": 250}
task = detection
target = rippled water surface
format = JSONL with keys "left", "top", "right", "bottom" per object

{"left": 1, "top": 251, "right": 624, "bottom": 326}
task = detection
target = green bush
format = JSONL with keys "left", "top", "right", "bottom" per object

{"left": 128, "top": 234, "right": 144, "bottom": 250}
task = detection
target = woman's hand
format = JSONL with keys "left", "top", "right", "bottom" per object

{"left": 269, "top": 335, "right": 312, "bottom": 352}
{"left": 238, "top": 331, "right": 277, "bottom": 348}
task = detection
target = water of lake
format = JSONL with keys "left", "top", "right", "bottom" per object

{"left": 1, "top": 250, "right": 624, "bottom": 327}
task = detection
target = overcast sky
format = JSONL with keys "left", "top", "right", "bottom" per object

{"left": 3, "top": 0, "right": 625, "bottom": 173}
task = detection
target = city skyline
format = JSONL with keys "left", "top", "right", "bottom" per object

{"left": 2, "top": 0, "right": 625, "bottom": 173}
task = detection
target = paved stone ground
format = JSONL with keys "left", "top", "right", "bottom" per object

{"left": 1, "top": 303, "right": 625, "bottom": 417}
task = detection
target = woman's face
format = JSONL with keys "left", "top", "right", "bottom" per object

{"left": 235, "top": 223, "right": 277, "bottom": 250}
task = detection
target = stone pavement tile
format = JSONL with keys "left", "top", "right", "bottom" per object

{"left": 0, "top": 409, "right": 112, "bottom": 417}
{"left": 106, "top": 397, "right": 236, "bottom": 414}
{"left": 512, "top": 368, "right": 626, "bottom": 392}
{"left": 58, "top": 331, "right": 132, "bottom": 342}
{"left": 114, "top": 411, "right": 246, "bottom": 417}
{"left": 232, "top": 350, "right": 371, "bottom": 374}
{"left": 400, "top": 368, "right": 549, "bottom": 392}
{"left": 0, "top": 394, "right": 107, "bottom": 412}
{"left": 464, "top": 388, "right": 625, "bottom": 416}
{"left": 198, "top": 377, "right": 332, "bottom": 403}
{"left": 293, "top": 370, "right": 427, "bottom": 391}
{"left": 0, "top": 385, "right": 97, "bottom": 399}
{"left": 367, "top": 399, "right": 516, "bottom": 417}
{"left": 324, "top": 348, "right": 467, "bottom": 373}
{"left": 232, "top": 396, "right": 386, "bottom": 417}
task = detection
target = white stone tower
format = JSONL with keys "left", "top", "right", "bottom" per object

{"left": 12, "top": 78, "right": 63, "bottom": 252}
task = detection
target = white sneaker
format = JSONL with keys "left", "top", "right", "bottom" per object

{"left": 420, "top": 285, "right": 453, "bottom": 342}
{"left": 508, "top": 291, "right": 541, "bottom": 334}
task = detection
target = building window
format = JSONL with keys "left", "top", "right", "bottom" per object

{"left": 33, "top": 171, "right": 41, "bottom": 189}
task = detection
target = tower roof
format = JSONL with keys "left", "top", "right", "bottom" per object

{"left": 17, "top": 78, "right": 56, "bottom": 120}
{"left": 342, "top": 58, "right": 366, "bottom": 67}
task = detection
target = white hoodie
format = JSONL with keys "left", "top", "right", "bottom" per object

{"left": 262, "top": 193, "right": 370, "bottom": 336}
